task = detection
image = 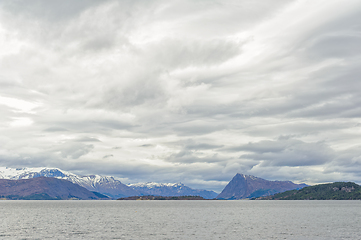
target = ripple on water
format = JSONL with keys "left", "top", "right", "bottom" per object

{"left": 0, "top": 200, "right": 360, "bottom": 239}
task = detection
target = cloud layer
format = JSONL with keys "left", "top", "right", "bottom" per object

{"left": 1, "top": 0, "right": 361, "bottom": 192}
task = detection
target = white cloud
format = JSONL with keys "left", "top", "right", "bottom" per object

{"left": 0, "top": 96, "right": 40, "bottom": 113}
{"left": 9, "top": 117, "right": 33, "bottom": 127}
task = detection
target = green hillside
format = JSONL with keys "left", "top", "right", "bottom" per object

{"left": 258, "top": 182, "right": 361, "bottom": 200}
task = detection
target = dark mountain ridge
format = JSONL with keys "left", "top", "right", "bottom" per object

{"left": 0, "top": 177, "right": 109, "bottom": 200}
{"left": 217, "top": 173, "right": 307, "bottom": 199}
{"left": 258, "top": 182, "right": 361, "bottom": 200}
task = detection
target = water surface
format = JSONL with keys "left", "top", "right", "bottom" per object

{"left": 0, "top": 200, "right": 360, "bottom": 239}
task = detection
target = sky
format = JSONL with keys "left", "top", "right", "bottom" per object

{"left": 0, "top": 0, "right": 361, "bottom": 192}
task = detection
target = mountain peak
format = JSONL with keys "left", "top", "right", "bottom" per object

{"left": 234, "top": 173, "right": 260, "bottom": 180}
{"left": 235, "top": 173, "right": 245, "bottom": 178}
{"left": 217, "top": 173, "right": 307, "bottom": 199}
{"left": 0, "top": 167, "right": 138, "bottom": 198}
{"left": 0, "top": 177, "right": 109, "bottom": 200}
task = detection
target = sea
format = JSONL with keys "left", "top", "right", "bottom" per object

{"left": 0, "top": 200, "right": 360, "bottom": 239}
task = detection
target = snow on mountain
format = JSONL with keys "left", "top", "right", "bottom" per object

{"left": 0, "top": 167, "right": 138, "bottom": 198}
{"left": 0, "top": 167, "right": 218, "bottom": 199}
{"left": 128, "top": 182, "right": 183, "bottom": 188}
{"left": 128, "top": 182, "right": 218, "bottom": 199}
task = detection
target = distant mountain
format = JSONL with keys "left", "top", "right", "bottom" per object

{"left": 0, "top": 167, "right": 219, "bottom": 199}
{"left": 0, "top": 167, "right": 139, "bottom": 198}
{"left": 259, "top": 182, "right": 361, "bottom": 200}
{"left": 0, "top": 177, "right": 109, "bottom": 200}
{"left": 217, "top": 173, "right": 307, "bottom": 199}
{"left": 128, "top": 182, "right": 218, "bottom": 199}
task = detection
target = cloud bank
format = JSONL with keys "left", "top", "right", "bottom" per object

{"left": 1, "top": 0, "right": 361, "bottom": 192}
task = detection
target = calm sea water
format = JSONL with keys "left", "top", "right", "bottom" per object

{"left": 0, "top": 200, "right": 360, "bottom": 239}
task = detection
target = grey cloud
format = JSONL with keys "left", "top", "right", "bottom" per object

{"left": 0, "top": 0, "right": 132, "bottom": 56}
{"left": 184, "top": 143, "right": 224, "bottom": 151}
{"left": 300, "top": 7, "right": 361, "bottom": 60}
{"left": 0, "top": 150, "right": 62, "bottom": 169}
{"left": 168, "top": 139, "right": 224, "bottom": 151}
{"left": 139, "top": 144, "right": 154, "bottom": 148}
{"left": 44, "top": 127, "right": 68, "bottom": 132}
{"left": 173, "top": 121, "right": 227, "bottom": 136}
{"left": 237, "top": 138, "right": 334, "bottom": 167}
{"left": 1, "top": 0, "right": 361, "bottom": 191}
{"left": 228, "top": 140, "right": 290, "bottom": 153}
{"left": 81, "top": 34, "right": 118, "bottom": 52}
{"left": 75, "top": 137, "right": 101, "bottom": 142}
{"left": 323, "top": 145, "right": 361, "bottom": 176}
{"left": 308, "top": 34, "right": 361, "bottom": 59}
{"left": 101, "top": 73, "right": 166, "bottom": 109}
{"left": 145, "top": 38, "right": 243, "bottom": 69}
{"left": 0, "top": 0, "right": 109, "bottom": 22}
{"left": 57, "top": 142, "right": 94, "bottom": 159}
{"left": 37, "top": 116, "right": 136, "bottom": 134}
{"left": 243, "top": 121, "right": 351, "bottom": 138}
{"left": 156, "top": 0, "right": 294, "bottom": 37}
{"left": 0, "top": 75, "right": 21, "bottom": 89}
{"left": 167, "top": 150, "right": 228, "bottom": 164}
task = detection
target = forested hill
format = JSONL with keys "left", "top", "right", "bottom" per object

{"left": 257, "top": 182, "right": 361, "bottom": 200}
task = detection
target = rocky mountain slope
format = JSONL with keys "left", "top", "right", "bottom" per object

{"left": 128, "top": 182, "right": 218, "bottom": 199}
{"left": 0, "top": 177, "right": 109, "bottom": 200}
{"left": 217, "top": 173, "right": 307, "bottom": 199}
{"left": 259, "top": 182, "right": 361, "bottom": 200}
{"left": 0, "top": 167, "right": 138, "bottom": 198}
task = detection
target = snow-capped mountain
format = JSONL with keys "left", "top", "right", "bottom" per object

{"left": 0, "top": 167, "right": 218, "bottom": 199}
{"left": 128, "top": 182, "right": 218, "bottom": 199}
{"left": 0, "top": 167, "right": 138, "bottom": 198}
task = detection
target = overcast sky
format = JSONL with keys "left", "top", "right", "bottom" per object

{"left": 1, "top": 0, "right": 361, "bottom": 192}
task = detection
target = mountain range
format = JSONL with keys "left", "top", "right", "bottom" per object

{"left": 0, "top": 167, "right": 309, "bottom": 200}
{"left": 216, "top": 173, "right": 307, "bottom": 199}
{"left": 128, "top": 182, "right": 218, "bottom": 199}
{"left": 0, "top": 167, "right": 217, "bottom": 199}
{"left": 0, "top": 177, "right": 108, "bottom": 200}
{"left": 0, "top": 167, "right": 138, "bottom": 198}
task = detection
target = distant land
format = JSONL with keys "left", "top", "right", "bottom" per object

{"left": 4, "top": 167, "right": 359, "bottom": 201}
{"left": 0, "top": 177, "right": 109, "bottom": 200}
{"left": 118, "top": 195, "right": 206, "bottom": 200}
{"left": 0, "top": 167, "right": 217, "bottom": 199}
{"left": 256, "top": 182, "right": 361, "bottom": 200}
{"left": 128, "top": 182, "right": 218, "bottom": 199}
{"left": 216, "top": 173, "right": 307, "bottom": 200}
{"left": 0, "top": 167, "right": 138, "bottom": 198}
